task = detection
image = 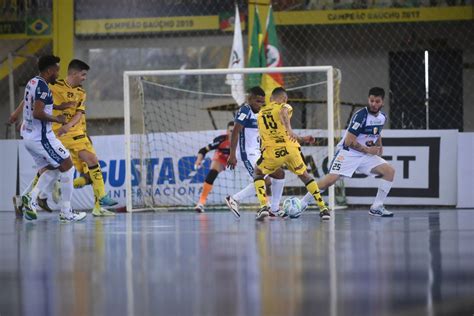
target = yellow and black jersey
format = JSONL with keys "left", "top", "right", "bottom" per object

{"left": 257, "top": 101, "right": 299, "bottom": 149}
{"left": 50, "top": 79, "right": 87, "bottom": 136}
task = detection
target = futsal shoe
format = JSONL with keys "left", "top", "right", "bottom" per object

{"left": 225, "top": 195, "right": 240, "bottom": 218}
{"left": 22, "top": 194, "right": 38, "bottom": 220}
{"left": 319, "top": 208, "right": 331, "bottom": 221}
{"left": 13, "top": 195, "right": 23, "bottom": 218}
{"left": 369, "top": 205, "right": 393, "bottom": 217}
{"left": 59, "top": 210, "right": 87, "bottom": 222}
{"left": 255, "top": 206, "right": 270, "bottom": 221}
{"left": 194, "top": 203, "right": 205, "bottom": 213}
{"left": 92, "top": 206, "right": 116, "bottom": 217}
{"left": 52, "top": 181, "right": 61, "bottom": 204}
{"left": 37, "top": 197, "right": 54, "bottom": 212}
{"left": 275, "top": 209, "right": 288, "bottom": 218}
{"left": 99, "top": 195, "right": 118, "bottom": 207}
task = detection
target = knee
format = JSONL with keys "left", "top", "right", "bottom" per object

{"left": 205, "top": 169, "right": 219, "bottom": 185}
{"left": 86, "top": 155, "right": 99, "bottom": 166}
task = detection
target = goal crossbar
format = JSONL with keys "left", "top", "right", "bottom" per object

{"left": 123, "top": 66, "right": 335, "bottom": 212}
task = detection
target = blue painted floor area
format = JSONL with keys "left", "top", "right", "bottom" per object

{"left": 1, "top": 209, "right": 474, "bottom": 316}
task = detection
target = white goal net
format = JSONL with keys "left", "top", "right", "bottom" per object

{"left": 123, "top": 66, "right": 342, "bottom": 212}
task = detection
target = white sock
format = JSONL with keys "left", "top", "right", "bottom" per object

{"left": 21, "top": 173, "right": 39, "bottom": 196}
{"left": 39, "top": 178, "right": 58, "bottom": 199}
{"left": 232, "top": 182, "right": 256, "bottom": 202}
{"left": 300, "top": 188, "right": 326, "bottom": 208}
{"left": 270, "top": 178, "right": 285, "bottom": 212}
{"left": 29, "top": 170, "right": 60, "bottom": 203}
{"left": 300, "top": 192, "right": 313, "bottom": 208}
{"left": 60, "top": 168, "right": 74, "bottom": 213}
{"left": 372, "top": 179, "right": 393, "bottom": 207}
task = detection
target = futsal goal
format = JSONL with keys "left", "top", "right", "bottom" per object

{"left": 123, "top": 66, "right": 344, "bottom": 212}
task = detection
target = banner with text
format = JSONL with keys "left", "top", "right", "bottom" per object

{"left": 17, "top": 129, "right": 457, "bottom": 210}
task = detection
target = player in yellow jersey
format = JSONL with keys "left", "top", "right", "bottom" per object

{"left": 253, "top": 87, "right": 330, "bottom": 221}
{"left": 49, "top": 59, "right": 117, "bottom": 216}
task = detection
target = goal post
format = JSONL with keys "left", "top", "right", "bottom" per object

{"left": 123, "top": 66, "right": 336, "bottom": 212}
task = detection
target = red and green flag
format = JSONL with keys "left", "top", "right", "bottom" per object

{"left": 261, "top": 6, "right": 284, "bottom": 98}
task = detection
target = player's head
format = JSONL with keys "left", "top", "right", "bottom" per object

{"left": 270, "top": 87, "right": 288, "bottom": 103}
{"left": 38, "top": 55, "right": 60, "bottom": 84}
{"left": 247, "top": 86, "right": 265, "bottom": 111}
{"left": 367, "top": 87, "right": 385, "bottom": 114}
{"left": 227, "top": 121, "right": 234, "bottom": 135}
{"left": 68, "top": 59, "right": 90, "bottom": 87}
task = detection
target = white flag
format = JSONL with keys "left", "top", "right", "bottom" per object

{"left": 225, "top": 5, "right": 245, "bottom": 105}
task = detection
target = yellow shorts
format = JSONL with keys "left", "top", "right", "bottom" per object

{"left": 58, "top": 134, "right": 96, "bottom": 174}
{"left": 257, "top": 145, "right": 307, "bottom": 176}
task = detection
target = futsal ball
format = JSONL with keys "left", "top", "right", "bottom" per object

{"left": 282, "top": 197, "right": 303, "bottom": 219}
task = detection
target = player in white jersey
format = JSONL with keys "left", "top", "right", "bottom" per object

{"left": 21, "top": 55, "right": 86, "bottom": 222}
{"left": 300, "top": 87, "right": 395, "bottom": 217}
{"left": 225, "top": 87, "right": 286, "bottom": 218}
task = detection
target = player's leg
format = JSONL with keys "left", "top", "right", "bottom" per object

{"left": 300, "top": 174, "right": 340, "bottom": 211}
{"left": 14, "top": 168, "right": 48, "bottom": 217}
{"left": 269, "top": 170, "right": 285, "bottom": 216}
{"left": 297, "top": 171, "right": 330, "bottom": 220}
{"left": 253, "top": 150, "right": 282, "bottom": 220}
{"left": 195, "top": 160, "right": 225, "bottom": 213}
{"left": 57, "top": 156, "right": 86, "bottom": 222}
{"left": 285, "top": 147, "right": 329, "bottom": 220}
{"left": 77, "top": 148, "right": 117, "bottom": 216}
{"left": 21, "top": 141, "right": 62, "bottom": 220}
{"left": 365, "top": 159, "right": 395, "bottom": 217}
{"left": 225, "top": 153, "right": 257, "bottom": 217}
{"left": 300, "top": 149, "right": 359, "bottom": 211}
{"left": 253, "top": 165, "right": 271, "bottom": 220}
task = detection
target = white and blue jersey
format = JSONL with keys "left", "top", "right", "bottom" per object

{"left": 21, "top": 76, "right": 69, "bottom": 169}
{"left": 337, "top": 107, "right": 386, "bottom": 156}
{"left": 234, "top": 103, "right": 260, "bottom": 177}
{"left": 21, "top": 76, "right": 54, "bottom": 141}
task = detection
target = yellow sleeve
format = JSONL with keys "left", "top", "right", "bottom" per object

{"left": 282, "top": 103, "right": 293, "bottom": 118}
{"left": 76, "top": 89, "right": 86, "bottom": 113}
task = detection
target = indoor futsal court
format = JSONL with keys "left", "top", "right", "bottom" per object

{"left": 2, "top": 1, "right": 473, "bottom": 316}
{"left": 1, "top": 208, "right": 474, "bottom": 315}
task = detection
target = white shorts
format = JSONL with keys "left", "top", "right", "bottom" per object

{"left": 329, "top": 149, "right": 387, "bottom": 177}
{"left": 239, "top": 148, "right": 260, "bottom": 178}
{"left": 24, "top": 137, "right": 70, "bottom": 169}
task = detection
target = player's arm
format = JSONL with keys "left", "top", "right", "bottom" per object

{"left": 375, "top": 135, "right": 383, "bottom": 156}
{"left": 280, "top": 104, "right": 314, "bottom": 144}
{"left": 343, "top": 111, "right": 378, "bottom": 155}
{"left": 227, "top": 122, "right": 243, "bottom": 170}
{"left": 8, "top": 100, "right": 24, "bottom": 124}
{"left": 53, "top": 101, "right": 77, "bottom": 110}
{"left": 33, "top": 100, "right": 66, "bottom": 123}
{"left": 195, "top": 135, "right": 224, "bottom": 168}
{"left": 56, "top": 111, "right": 83, "bottom": 137}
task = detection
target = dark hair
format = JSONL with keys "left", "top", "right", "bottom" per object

{"left": 368, "top": 87, "right": 385, "bottom": 99}
{"left": 38, "top": 55, "right": 60, "bottom": 72}
{"left": 227, "top": 121, "right": 235, "bottom": 127}
{"left": 271, "top": 87, "right": 287, "bottom": 97}
{"left": 68, "top": 59, "right": 90, "bottom": 72}
{"left": 247, "top": 86, "right": 265, "bottom": 97}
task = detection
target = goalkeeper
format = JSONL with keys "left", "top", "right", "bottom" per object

{"left": 194, "top": 121, "right": 234, "bottom": 213}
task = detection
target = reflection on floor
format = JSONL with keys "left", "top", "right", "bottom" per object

{"left": 1, "top": 209, "right": 474, "bottom": 316}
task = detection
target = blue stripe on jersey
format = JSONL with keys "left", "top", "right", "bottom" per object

{"left": 239, "top": 130, "right": 254, "bottom": 177}
{"left": 41, "top": 121, "right": 64, "bottom": 164}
